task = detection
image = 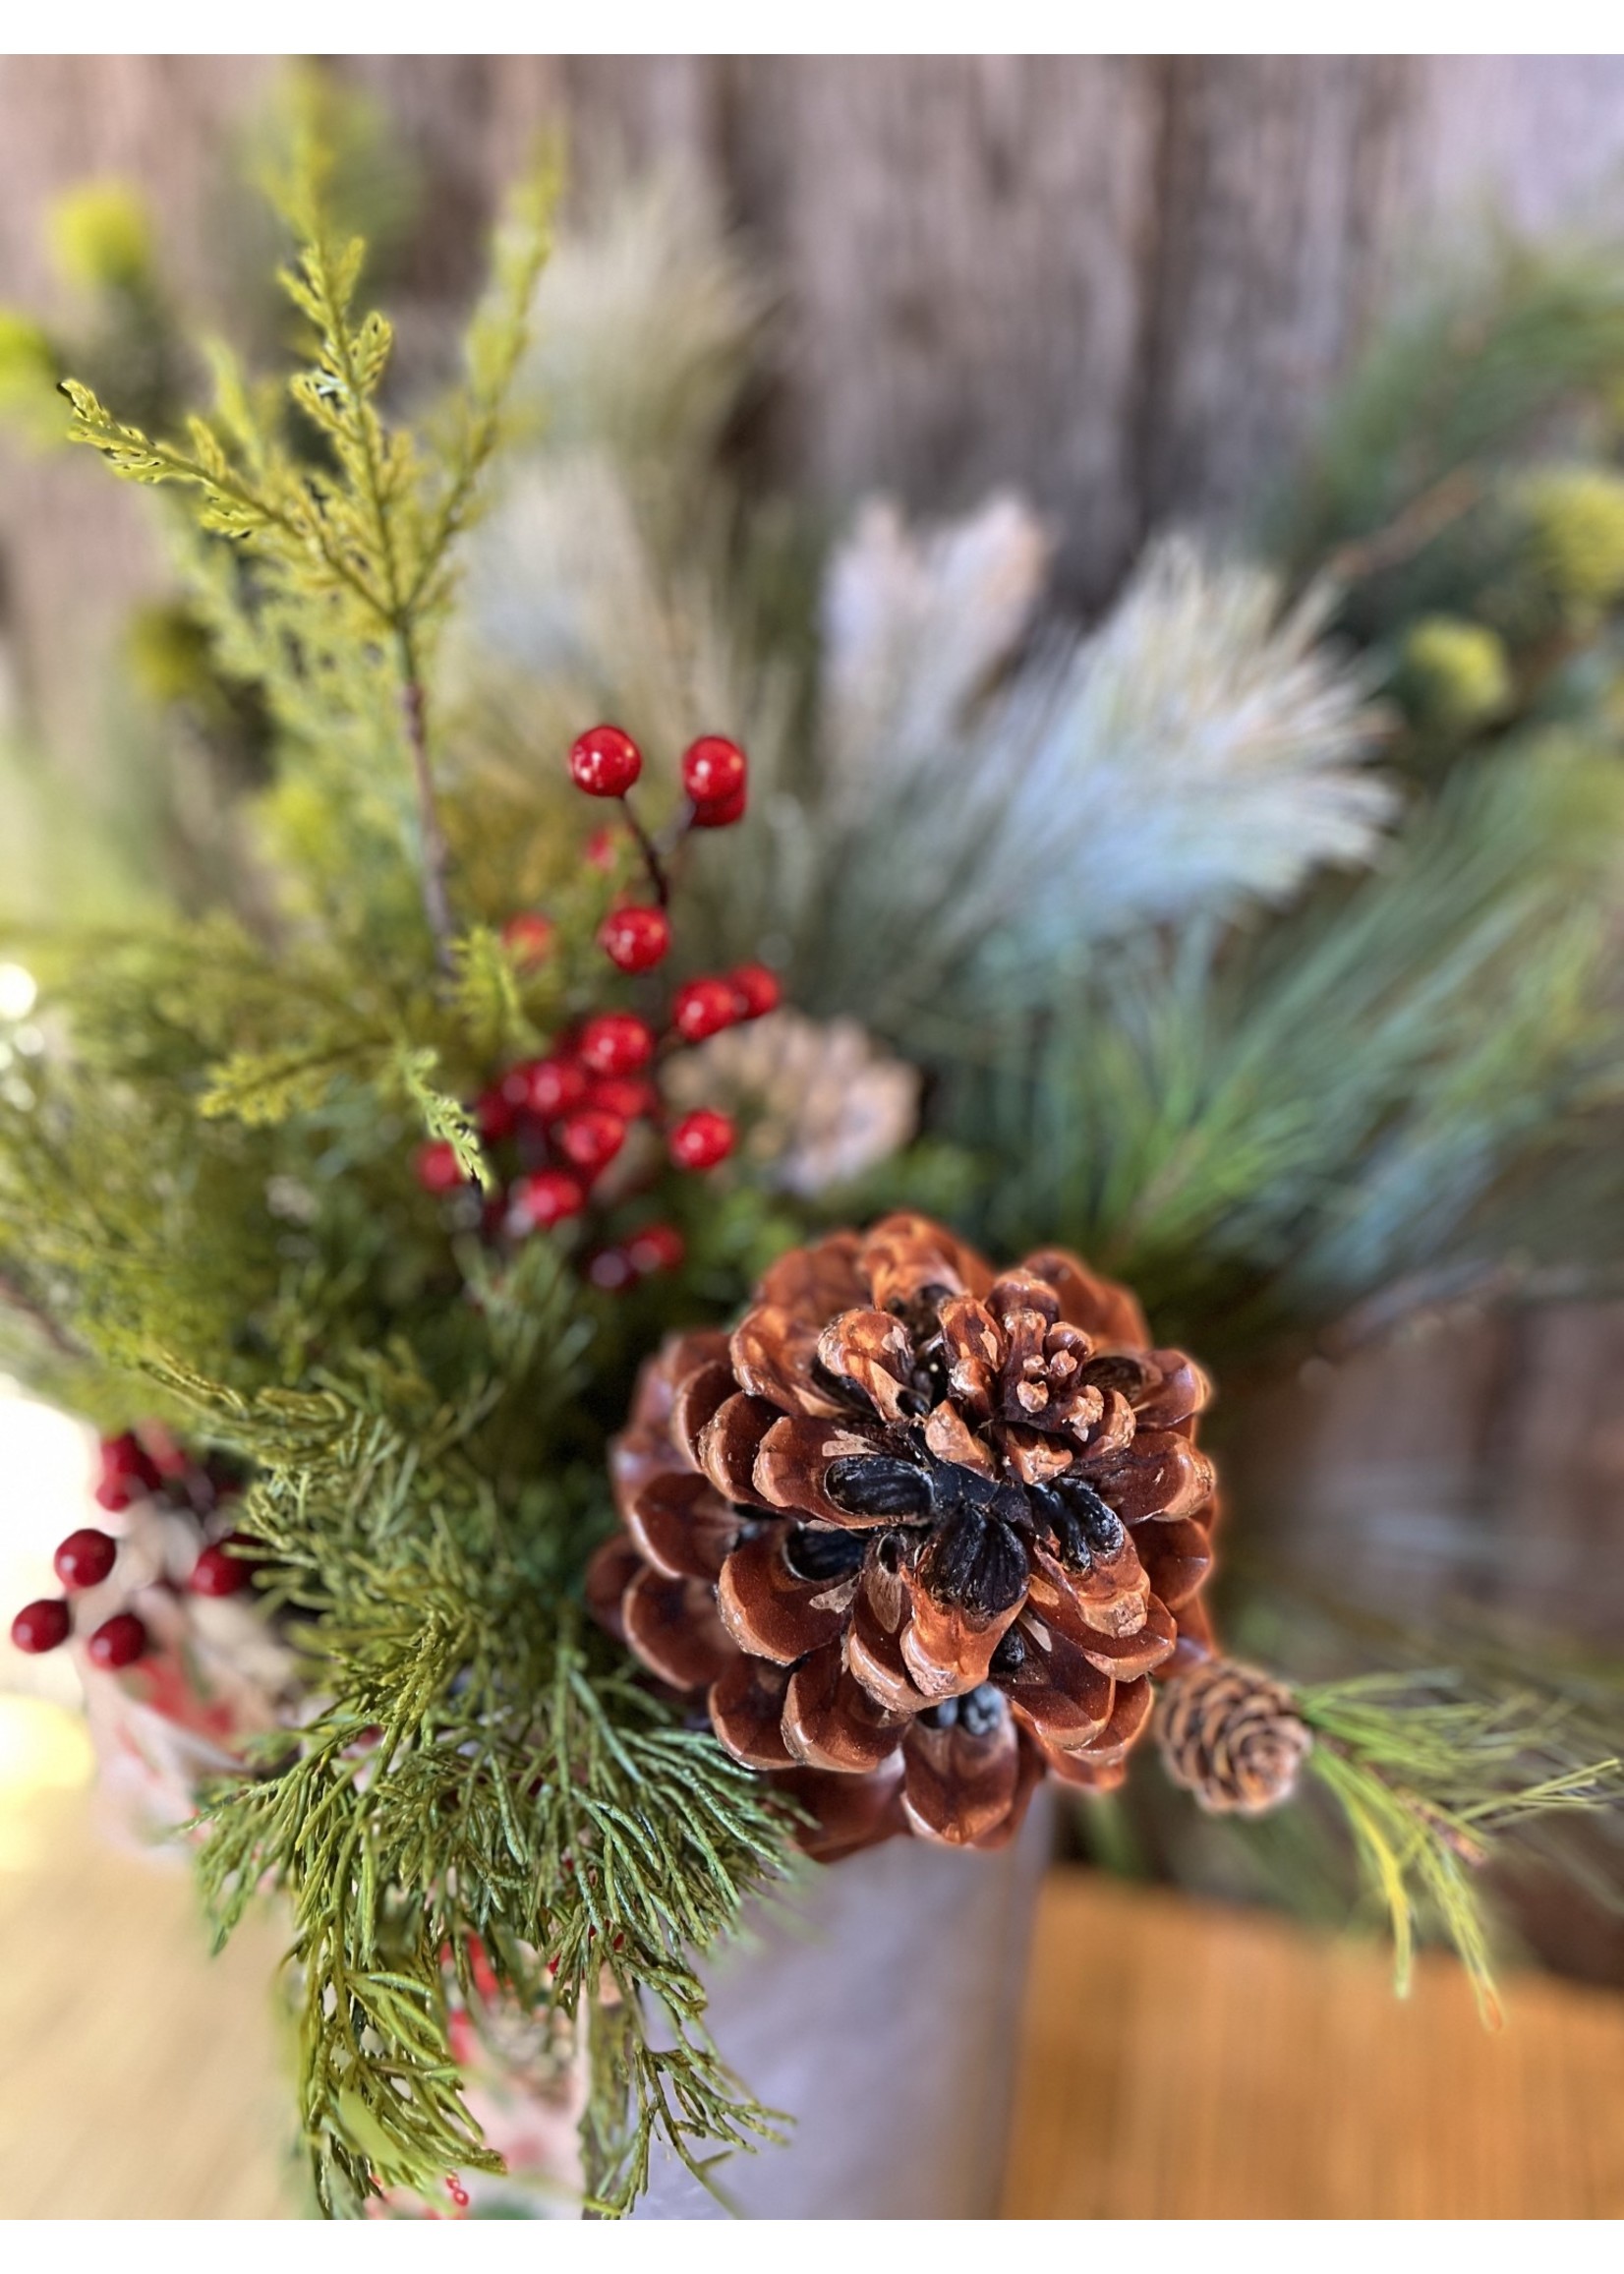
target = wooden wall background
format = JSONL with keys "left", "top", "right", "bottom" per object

{"left": 6, "top": 56, "right": 1624, "bottom": 743}
{"left": 1, "top": 58, "right": 1621, "bottom": 1895}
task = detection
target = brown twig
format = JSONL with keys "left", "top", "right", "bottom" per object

{"left": 397, "top": 635, "right": 455, "bottom": 975}
{"left": 619, "top": 791, "right": 673, "bottom": 909}
{"left": 1324, "top": 467, "right": 1485, "bottom": 589}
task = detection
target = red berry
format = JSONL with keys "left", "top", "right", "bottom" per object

{"left": 688, "top": 784, "right": 748, "bottom": 830}
{"left": 189, "top": 1539, "right": 254, "bottom": 1598}
{"left": 87, "top": 1611, "right": 148, "bottom": 1670}
{"left": 569, "top": 725, "right": 642, "bottom": 798}
{"left": 415, "top": 1140, "right": 467, "bottom": 1195}
{"left": 681, "top": 735, "right": 747, "bottom": 806}
{"left": 504, "top": 1057, "right": 589, "bottom": 1118}
{"left": 54, "top": 1528, "right": 118, "bottom": 1592}
{"left": 501, "top": 912, "right": 555, "bottom": 968}
{"left": 586, "top": 1247, "right": 637, "bottom": 1292}
{"left": 508, "top": 1170, "right": 587, "bottom": 1232}
{"left": 584, "top": 826, "right": 618, "bottom": 871}
{"left": 625, "top": 1223, "right": 685, "bottom": 1275}
{"left": 599, "top": 904, "right": 671, "bottom": 973}
{"left": 589, "top": 1077, "right": 657, "bottom": 1123}
{"left": 578, "top": 1014, "right": 655, "bottom": 1077}
{"left": 668, "top": 1110, "right": 735, "bottom": 1171}
{"left": 729, "top": 963, "right": 781, "bottom": 1020}
{"left": 672, "top": 977, "right": 743, "bottom": 1043}
{"left": 10, "top": 1598, "right": 71, "bottom": 1655}
{"left": 476, "top": 1085, "right": 517, "bottom": 1144}
{"left": 556, "top": 1109, "right": 627, "bottom": 1174}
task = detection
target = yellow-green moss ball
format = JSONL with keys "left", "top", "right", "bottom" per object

{"left": 1522, "top": 466, "right": 1624, "bottom": 609}
{"left": 48, "top": 180, "right": 152, "bottom": 293}
{"left": 1403, "top": 615, "right": 1513, "bottom": 729}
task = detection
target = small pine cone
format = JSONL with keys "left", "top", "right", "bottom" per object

{"left": 1158, "top": 1658, "right": 1310, "bottom": 1816}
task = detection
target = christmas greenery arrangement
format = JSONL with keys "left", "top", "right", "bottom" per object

{"left": 2, "top": 96, "right": 1623, "bottom": 2215}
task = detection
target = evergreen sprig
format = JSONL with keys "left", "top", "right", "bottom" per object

{"left": 158, "top": 1351, "right": 792, "bottom": 2215}
{"left": 61, "top": 120, "right": 553, "bottom": 971}
{"left": 1298, "top": 1673, "right": 1624, "bottom": 2021}
{"left": 942, "top": 736, "right": 1624, "bottom": 1349}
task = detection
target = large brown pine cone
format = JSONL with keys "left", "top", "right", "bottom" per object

{"left": 589, "top": 1214, "right": 1221, "bottom": 1857}
{"left": 1157, "top": 1658, "right": 1311, "bottom": 1816}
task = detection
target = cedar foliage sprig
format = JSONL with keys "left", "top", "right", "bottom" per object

{"left": 0, "top": 110, "right": 803, "bottom": 2216}
{"left": 60, "top": 118, "right": 554, "bottom": 971}
{"left": 164, "top": 1343, "right": 793, "bottom": 2214}
{"left": 1297, "top": 1673, "right": 1624, "bottom": 2022}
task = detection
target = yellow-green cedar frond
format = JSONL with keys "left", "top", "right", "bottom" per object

{"left": 393, "top": 1043, "right": 491, "bottom": 1190}
{"left": 199, "top": 1034, "right": 392, "bottom": 1128}
{"left": 1299, "top": 1673, "right": 1624, "bottom": 2023}
{"left": 62, "top": 378, "right": 392, "bottom": 623}
{"left": 446, "top": 924, "right": 535, "bottom": 1064}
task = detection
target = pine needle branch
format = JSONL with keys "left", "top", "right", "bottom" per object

{"left": 1298, "top": 1672, "right": 1624, "bottom": 2022}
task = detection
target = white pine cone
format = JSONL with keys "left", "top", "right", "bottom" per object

{"left": 662, "top": 1010, "right": 919, "bottom": 1196}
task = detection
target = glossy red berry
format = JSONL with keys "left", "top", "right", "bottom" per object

{"left": 509, "top": 1170, "right": 587, "bottom": 1232}
{"left": 578, "top": 1013, "right": 655, "bottom": 1076}
{"left": 586, "top": 1247, "right": 637, "bottom": 1292}
{"left": 672, "top": 977, "right": 743, "bottom": 1043}
{"left": 415, "top": 1140, "right": 468, "bottom": 1195}
{"left": 625, "top": 1223, "right": 685, "bottom": 1275}
{"left": 556, "top": 1110, "right": 627, "bottom": 1175}
{"left": 589, "top": 1077, "right": 657, "bottom": 1123}
{"left": 54, "top": 1528, "right": 118, "bottom": 1592}
{"left": 688, "top": 786, "right": 748, "bottom": 830}
{"left": 599, "top": 904, "right": 671, "bottom": 973}
{"left": 10, "top": 1598, "right": 71, "bottom": 1655}
{"left": 501, "top": 912, "right": 555, "bottom": 967}
{"left": 504, "top": 1057, "right": 589, "bottom": 1118}
{"left": 668, "top": 1109, "right": 735, "bottom": 1171}
{"left": 189, "top": 1539, "right": 254, "bottom": 1598}
{"left": 569, "top": 725, "right": 642, "bottom": 798}
{"left": 681, "top": 735, "right": 747, "bottom": 806}
{"left": 87, "top": 1611, "right": 148, "bottom": 1670}
{"left": 729, "top": 963, "right": 781, "bottom": 1020}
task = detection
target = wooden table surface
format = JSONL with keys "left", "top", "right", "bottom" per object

{"left": 3, "top": 1696, "right": 1622, "bottom": 2220}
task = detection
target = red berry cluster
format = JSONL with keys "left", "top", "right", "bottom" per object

{"left": 8, "top": 1429, "right": 253, "bottom": 1667}
{"left": 414, "top": 726, "right": 783, "bottom": 1292}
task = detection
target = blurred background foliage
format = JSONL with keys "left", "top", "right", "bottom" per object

{"left": 1, "top": 65, "right": 1622, "bottom": 1992}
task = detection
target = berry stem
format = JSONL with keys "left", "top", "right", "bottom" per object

{"left": 619, "top": 791, "right": 671, "bottom": 909}
{"left": 398, "top": 629, "right": 455, "bottom": 975}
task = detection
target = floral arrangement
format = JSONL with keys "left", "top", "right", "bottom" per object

{"left": 1, "top": 90, "right": 1622, "bottom": 2217}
